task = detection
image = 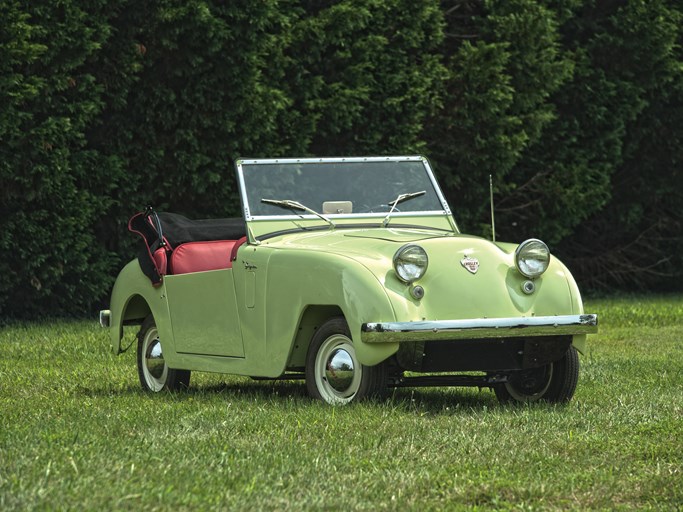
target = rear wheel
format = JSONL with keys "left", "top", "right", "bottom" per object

{"left": 494, "top": 346, "right": 579, "bottom": 404}
{"left": 137, "top": 316, "right": 190, "bottom": 392}
{"left": 306, "top": 317, "right": 386, "bottom": 405}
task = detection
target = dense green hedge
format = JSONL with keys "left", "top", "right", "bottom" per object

{"left": 1, "top": 0, "right": 681, "bottom": 318}
{"left": 429, "top": 0, "right": 682, "bottom": 289}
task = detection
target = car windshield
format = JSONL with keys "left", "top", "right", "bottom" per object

{"left": 237, "top": 157, "right": 449, "bottom": 220}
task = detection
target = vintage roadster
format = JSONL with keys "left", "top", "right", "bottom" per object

{"left": 100, "top": 156, "right": 597, "bottom": 404}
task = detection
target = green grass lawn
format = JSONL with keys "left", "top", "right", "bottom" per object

{"left": 1, "top": 296, "right": 681, "bottom": 510}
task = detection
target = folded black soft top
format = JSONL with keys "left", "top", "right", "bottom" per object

{"left": 157, "top": 212, "right": 246, "bottom": 246}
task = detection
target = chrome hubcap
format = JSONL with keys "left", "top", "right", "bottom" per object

{"left": 315, "top": 334, "right": 362, "bottom": 404}
{"left": 142, "top": 326, "right": 168, "bottom": 392}
{"left": 146, "top": 338, "right": 165, "bottom": 379}
{"left": 325, "top": 348, "right": 355, "bottom": 393}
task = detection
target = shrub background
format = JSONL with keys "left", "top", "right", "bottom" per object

{"left": 1, "top": 0, "right": 681, "bottom": 318}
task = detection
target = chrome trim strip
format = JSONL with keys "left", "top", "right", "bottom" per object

{"left": 361, "top": 314, "right": 598, "bottom": 343}
{"left": 239, "top": 156, "right": 425, "bottom": 165}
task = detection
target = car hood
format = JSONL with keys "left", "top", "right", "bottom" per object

{"left": 267, "top": 226, "right": 452, "bottom": 254}
{"left": 263, "top": 227, "right": 580, "bottom": 320}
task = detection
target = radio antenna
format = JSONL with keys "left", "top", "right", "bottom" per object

{"left": 489, "top": 174, "right": 496, "bottom": 242}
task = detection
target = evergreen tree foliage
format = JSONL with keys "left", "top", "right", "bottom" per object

{"left": 428, "top": 0, "right": 682, "bottom": 291}
{"left": 557, "top": 0, "right": 683, "bottom": 290}
{"left": 426, "top": 0, "right": 573, "bottom": 236}
{"left": 0, "top": 0, "right": 447, "bottom": 317}
{"left": 0, "top": 0, "right": 681, "bottom": 318}
{"left": 497, "top": 0, "right": 680, "bottom": 248}
{"left": 91, "top": 0, "right": 290, "bottom": 220}
{"left": 0, "top": 1, "right": 114, "bottom": 317}
{"left": 277, "top": 0, "right": 445, "bottom": 155}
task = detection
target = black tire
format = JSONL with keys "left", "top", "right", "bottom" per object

{"left": 494, "top": 346, "right": 579, "bottom": 404}
{"left": 137, "top": 316, "right": 191, "bottom": 392}
{"left": 305, "top": 317, "right": 387, "bottom": 404}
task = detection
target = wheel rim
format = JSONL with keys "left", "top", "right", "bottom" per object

{"left": 142, "top": 326, "right": 168, "bottom": 392}
{"left": 314, "top": 334, "right": 361, "bottom": 405}
{"left": 505, "top": 364, "right": 553, "bottom": 402}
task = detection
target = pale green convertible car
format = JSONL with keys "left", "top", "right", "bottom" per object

{"left": 100, "top": 156, "right": 597, "bottom": 405}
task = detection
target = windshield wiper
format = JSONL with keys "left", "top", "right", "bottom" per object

{"left": 382, "top": 190, "right": 426, "bottom": 227}
{"left": 262, "top": 199, "right": 335, "bottom": 228}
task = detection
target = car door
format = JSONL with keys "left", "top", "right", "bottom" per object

{"left": 164, "top": 269, "right": 245, "bottom": 357}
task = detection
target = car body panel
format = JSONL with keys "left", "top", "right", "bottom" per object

{"left": 109, "top": 260, "right": 171, "bottom": 355}
{"left": 165, "top": 270, "right": 245, "bottom": 357}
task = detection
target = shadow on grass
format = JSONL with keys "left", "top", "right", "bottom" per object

{"left": 74, "top": 377, "right": 573, "bottom": 415}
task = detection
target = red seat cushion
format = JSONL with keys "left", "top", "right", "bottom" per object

{"left": 170, "top": 240, "right": 237, "bottom": 275}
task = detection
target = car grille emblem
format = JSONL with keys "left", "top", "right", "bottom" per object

{"left": 460, "top": 256, "right": 479, "bottom": 274}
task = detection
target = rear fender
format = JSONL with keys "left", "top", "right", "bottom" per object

{"left": 108, "top": 260, "right": 173, "bottom": 359}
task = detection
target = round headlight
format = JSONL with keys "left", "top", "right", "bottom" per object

{"left": 515, "top": 239, "right": 550, "bottom": 278}
{"left": 393, "top": 244, "right": 428, "bottom": 283}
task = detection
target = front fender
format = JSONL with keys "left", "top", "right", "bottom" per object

{"left": 552, "top": 256, "right": 588, "bottom": 354}
{"left": 263, "top": 248, "right": 400, "bottom": 367}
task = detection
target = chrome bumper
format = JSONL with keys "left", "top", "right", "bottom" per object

{"left": 361, "top": 314, "right": 598, "bottom": 343}
{"left": 99, "top": 310, "right": 111, "bottom": 328}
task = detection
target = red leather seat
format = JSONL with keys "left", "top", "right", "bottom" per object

{"left": 170, "top": 240, "right": 237, "bottom": 275}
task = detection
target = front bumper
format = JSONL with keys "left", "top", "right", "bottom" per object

{"left": 361, "top": 314, "right": 598, "bottom": 343}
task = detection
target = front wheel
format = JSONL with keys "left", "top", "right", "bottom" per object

{"left": 137, "top": 316, "right": 190, "bottom": 392}
{"left": 494, "top": 346, "right": 579, "bottom": 404}
{"left": 306, "top": 317, "right": 386, "bottom": 405}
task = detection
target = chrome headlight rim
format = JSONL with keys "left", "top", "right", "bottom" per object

{"left": 393, "top": 244, "right": 428, "bottom": 284}
{"left": 515, "top": 238, "right": 550, "bottom": 279}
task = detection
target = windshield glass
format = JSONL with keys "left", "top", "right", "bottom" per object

{"left": 238, "top": 157, "right": 449, "bottom": 219}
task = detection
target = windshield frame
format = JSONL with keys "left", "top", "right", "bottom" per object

{"left": 235, "top": 156, "right": 452, "bottom": 222}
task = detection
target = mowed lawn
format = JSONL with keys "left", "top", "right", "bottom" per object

{"left": 1, "top": 296, "right": 681, "bottom": 511}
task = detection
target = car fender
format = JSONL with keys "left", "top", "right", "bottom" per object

{"left": 492, "top": 241, "right": 587, "bottom": 353}
{"left": 108, "top": 260, "right": 175, "bottom": 360}
{"left": 552, "top": 255, "right": 588, "bottom": 354}
{"left": 262, "top": 248, "right": 400, "bottom": 367}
